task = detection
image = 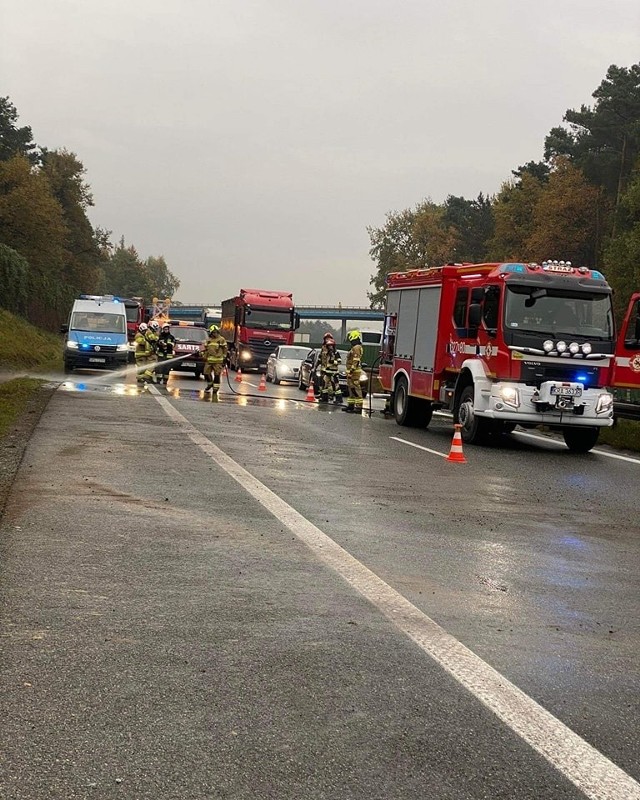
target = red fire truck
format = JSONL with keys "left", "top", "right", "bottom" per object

{"left": 379, "top": 261, "right": 640, "bottom": 452}
{"left": 221, "top": 289, "right": 300, "bottom": 372}
{"left": 612, "top": 292, "right": 640, "bottom": 417}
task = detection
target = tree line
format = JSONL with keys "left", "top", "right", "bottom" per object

{"left": 367, "top": 63, "right": 640, "bottom": 320}
{"left": 0, "top": 97, "right": 180, "bottom": 329}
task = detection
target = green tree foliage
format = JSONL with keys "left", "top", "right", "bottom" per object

{"left": 102, "top": 240, "right": 150, "bottom": 298}
{"left": 0, "top": 155, "right": 72, "bottom": 326}
{"left": 487, "top": 172, "right": 545, "bottom": 261}
{"left": 0, "top": 97, "right": 39, "bottom": 165}
{"left": 442, "top": 194, "right": 494, "bottom": 262}
{"left": 526, "top": 158, "right": 605, "bottom": 266}
{"left": 545, "top": 63, "right": 640, "bottom": 210}
{"left": 367, "top": 201, "right": 457, "bottom": 307}
{"left": 100, "top": 242, "right": 181, "bottom": 300}
{"left": 41, "top": 149, "right": 103, "bottom": 294}
{"left": 0, "top": 243, "right": 29, "bottom": 314}
{"left": 604, "top": 168, "right": 640, "bottom": 319}
{"left": 144, "top": 255, "right": 181, "bottom": 299}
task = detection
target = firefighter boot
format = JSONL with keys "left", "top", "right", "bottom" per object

{"left": 319, "top": 392, "right": 329, "bottom": 404}
{"left": 342, "top": 404, "right": 355, "bottom": 413}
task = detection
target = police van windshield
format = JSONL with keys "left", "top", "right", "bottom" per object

{"left": 244, "top": 308, "right": 292, "bottom": 330}
{"left": 505, "top": 286, "right": 614, "bottom": 339}
{"left": 71, "top": 312, "right": 126, "bottom": 334}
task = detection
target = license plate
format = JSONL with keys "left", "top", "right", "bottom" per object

{"left": 89, "top": 357, "right": 106, "bottom": 363}
{"left": 550, "top": 386, "right": 582, "bottom": 397}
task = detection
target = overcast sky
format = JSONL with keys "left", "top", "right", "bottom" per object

{"left": 2, "top": 1, "right": 639, "bottom": 306}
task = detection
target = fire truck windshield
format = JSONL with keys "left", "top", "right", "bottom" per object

{"left": 244, "top": 308, "right": 292, "bottom": 330}
{"left": 504, "top": 286, "right": 614, "bottom": 339}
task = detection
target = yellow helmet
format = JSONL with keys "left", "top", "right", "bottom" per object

{"left": 208, "top": 324, "right": 219, "bottom": 334}
{"left": 347, "top": 330, "right": 361, "bottom": 342}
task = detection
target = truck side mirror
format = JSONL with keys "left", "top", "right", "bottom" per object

{"left": 294, "top": 313, "right": 300, "bottom": 330}
{"left": 60, "top": 323, "right": 69, "bottom": 334}
{"left": 468, "top": 303, "right": 482, "bottom": 328}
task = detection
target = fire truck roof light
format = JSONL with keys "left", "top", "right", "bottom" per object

{"left": 500, "top": 264, "right": 526, "bottom": 273}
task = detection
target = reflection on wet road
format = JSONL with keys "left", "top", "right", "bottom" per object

{"left": 57, "top": 368, "right": 387, "bottom": 413}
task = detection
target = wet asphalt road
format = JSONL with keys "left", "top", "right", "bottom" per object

{"left": 0, "top": 367, "right": 639, "bottom": 799}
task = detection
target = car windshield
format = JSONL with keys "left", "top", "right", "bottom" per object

{"left": 71, "top": 312, "right": 126, "bottom": 334}
{"left": 278, "top": 347, "right": 311, "bottom": 361}
{"left": 170, "top": 326, "right": 208, "bottom": 342}
{"left": 504, "top": 286, "right": 614, "bottom": 339}
{"left": 245, "top": 308, "right": 292, "bottom": 330}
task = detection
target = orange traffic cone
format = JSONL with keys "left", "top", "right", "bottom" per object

{"left": 305, "top": 382, "right": 316, "bottom": 402}
{"left": 446, "top": 424, "right": 467, "bottom": 463}
{"left": 222, "top": 365, "right": 228, "bottom": 378}
{"left": 258, "top": 374, "right": 267, "bottom": 392}
{"left": 234, "top": 367, "right": 243, "bottom": 383}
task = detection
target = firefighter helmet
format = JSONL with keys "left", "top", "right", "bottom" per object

{"left": 323, "top": 331, "right": 333, "bottom": 341}
{"left": 208, "top": 324, "right": 220, "bottom": 335}
{"left": 347, "top": 330, "right": 361, "bottom": 342}
{"left": 138, "top": 322, "right": 148, "bottom": 332}
{"left": 162, "top": 323, "right": 170, "bottom": 332}
{"left": 149, "top": 320, "right": 160, "bottom": 331}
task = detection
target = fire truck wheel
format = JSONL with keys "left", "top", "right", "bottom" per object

{"left": 457, "top": 385, "right": 490, "bottom": 444}
{"left": 562, "top": 427, "right": 599, "bottom": 453}
{"left": 394, "top": 376, "right": 427, "bottom": 427}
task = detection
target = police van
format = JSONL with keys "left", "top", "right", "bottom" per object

{"left": 62, "top": 295, "right": 130, "bottom": 373}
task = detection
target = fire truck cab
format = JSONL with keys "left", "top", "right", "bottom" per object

{"left": 379, "top": 261, "right": 623, "bottom": 453}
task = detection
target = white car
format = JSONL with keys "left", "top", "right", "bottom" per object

{"left": 265, "top": 345, "right": 312, "bottom": 384}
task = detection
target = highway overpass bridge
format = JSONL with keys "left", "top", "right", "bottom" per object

{"left": 169, "top": 304, "right": 384, "bottom": 339}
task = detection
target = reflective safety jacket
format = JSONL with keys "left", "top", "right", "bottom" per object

{"left": 145, "top": 330, "right": 159, "bottom": 353}
{"left": 321, "top": 345, "right": 340, "bottom": 374}
{"left": 203, "top": 334, "right": 228, "bottom": 363}
{"left": 134, "top": 331, "right": 152, "bottom": 357}
{"left": 157, "top": 332, "right": 176, "bottom": 358}
{"left": 346, "top": 343, "right": 363, "bottom": 374}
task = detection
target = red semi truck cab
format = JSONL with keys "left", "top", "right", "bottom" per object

{"left": 221, "top": 289, "right": 300, "bottom": 372}
{"left": 378, "top": 261, "right": 638, "bottom": 453}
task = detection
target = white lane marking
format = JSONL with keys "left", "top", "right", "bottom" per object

{"left": 390, "top": 436, "right": 447, "bottom": 459}
{"left": 149, "top": 386, "right": 640, "bottom": 800}
{"left": 513, "top": 431, "right": 640, "bottom": 465}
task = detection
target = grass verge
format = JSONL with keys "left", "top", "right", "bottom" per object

{"left": 0, "top": 378, "right": 48, "bottom": 439}
{"left": 600, "top": 418, "right": 640, "bottom": 452}
{"left": 0, "top": 309, "right": 63, "bottom": 373}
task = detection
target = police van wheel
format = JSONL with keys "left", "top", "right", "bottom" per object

{"left": 63, "top": 361, "right": 73, "bottom": 375}
{"left": 562, "top": 427, "right": 599, "bottom": 453}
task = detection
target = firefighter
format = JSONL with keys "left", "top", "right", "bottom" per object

{"left": 203, "top": 324, "right": 228, "bottom": 394}
{"left": 134, "top": 322, "right": 154, "bottom": 385}
{"left": 319, "top": 333, "right": 342, "bottom": 404}
{"left": 155, "top": 323, "right": 176, "bottom": 385}
{"left": 145, "top": 320, "right": 161, "bottom": 382}
{"left": 343, "top": 329, "right": 364, "bottom": 413}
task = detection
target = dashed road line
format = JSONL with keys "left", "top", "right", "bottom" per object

{"left": 390, "top": 436, "right": 447, "bottom": 459}
{"left": 149, "top": 386, "right": 640, "bottom": 800}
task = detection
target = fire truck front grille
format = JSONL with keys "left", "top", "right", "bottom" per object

{"left": 519, "top": 362, "right": 600, "bottom": 386}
